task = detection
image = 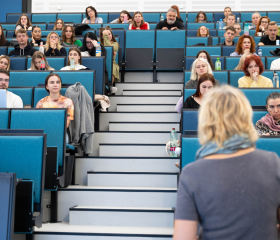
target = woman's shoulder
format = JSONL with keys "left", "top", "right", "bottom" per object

{"left": 230, "top": 52, "right": 239, "bottom": 56}
{"left": 260, "top": 75, "right": 272, "bottom": 81}
{"left": 60, "top": 95, "right": 74, "bottom": 105}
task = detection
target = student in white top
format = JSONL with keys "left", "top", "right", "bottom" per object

{"left": 60, "top": 47, "right": 88, "bottom": 70}
{"left": 0, "top": 69, "right": 23, "bottom": 108}
{"left": 270, "top": 58, "right": 280, "bottom": 70}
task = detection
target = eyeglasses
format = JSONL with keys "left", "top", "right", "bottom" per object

{"left": 0, "top": 78, "right": 9, "bottom": 83}
{"left": 50, "top": 36, "right": 59, "bottom": 39}
{"left": 261, "top": 21, "right": 268, "bottom": 24}
{"left": 86, "top": 41, "right": 92, "bottom": 44}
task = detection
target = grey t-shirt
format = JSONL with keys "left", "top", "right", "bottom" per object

{"left": 175, "top": 149, "right": 280, "bottom": 240}
{"left": 185, "top": 79, "right": 220, "bottom": 88}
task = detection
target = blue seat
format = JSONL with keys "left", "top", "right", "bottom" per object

{"left": 103, "top": 23, "right": 130, "bottom": 30}
{"left": 104, "top": 46, "right": 113, "bottom": 82}
{"left": 267, "top": 12, "right": 280, "bottom": 22}
{"left": 27, "top": 57, "right": 66, "bottom": 70}
{"left": 149, "top": 23, "right": 157, "bottom": 30}
{"left": 259, "top": 46, "right": 278, "bottom": 57}
{"left": 252, "top": 110, "right": 267, "bottom": 125}
{"left": 229, "top": 71, "right": 273, "bottom": 87}
{"left": 87, "top": 24, "right": 103, "bottom": 30}
{"left": 6, "top": 13, "right": 31, "bottom": 23}
{"left": 8, "top": 87, "right": 34, "bottom": 107}
{"left": 125, "top": 30, "right": 155, "bottom": 70}
{"left": 213, "top": 12, "right": 240, "bottom": 22}
{"left": 9, "top": 57, "right": 27, "bottom": 70}
{"left": 184, "top": 71, "right": 228, "bottom": 87}
{"left": 241, "top": 12, "right": 267, "bottom": 22}
{"left": 241, "top": 88, "right": 280, "bottom": 106}
{"left": 254, "top": 36, "right": 261, "bottom": 45}
{"left": 187, "top": 12, "right": 213, "bottom": 22}
{"left": 33, "top": 24, "right": 47, "bottom": 31}
{"left": 182, "top": 109, "right": 198, "bottom": 133}
{"left": 0, "top": 47, "right": 7, "bottom": 55}
{"left": 186, "top": 37, "right": 209, "bottom": 46}
{"left": 180, "top": 13, "right": 187, "bottom": 23}
{"left": 1, "top": 24, "right": 16, "bottom": 30}
{"left": 108, "top": 13, "right": 133, "bottom": 23}
{"left": 156, "top": 30, "right": 185, "bottom": 70}
{"left": 187, "top": 23, "right": 215, "bottom": 30}
{"left": 40, "top": 30, "right": 62, "bottom": 37}
{"left": 186, "top": 46, "right": 221, "bottom": 56}
{"left": 142, "top": 13, "right": 160, "bottom": 23}
{"left": 266, "top": 57, "right": 279, "bottom": 70}
{"left": 57, "top": 14, "right": 82, "bottom": 24}
{"left": 33, "top": 87, "right": 67, "bottom": 106}
{"left": 184, "top": 56, "right": 225, "bottom": 70}
{"left": 9, "top": 71, "right": 51, "bottom": 87}
{"left": 222, "top": 46, "right": 237, "bottom": 56}
{"left": 47, "top": 23, "right": 55, "bottom": 30}
{"left": 32, "top": 14, "right": 57, "bottom": 23}
{"left": 217, "top": 29, "right": 254, "bottom": 37}
{"left": 187, "top": 29, "right": 217, "bottom": 37}
{"left": 0, "top": 109, "right": 10, "bottom": 129}
{"left": 225, "top": 57, "right": 266, "bottom": 70}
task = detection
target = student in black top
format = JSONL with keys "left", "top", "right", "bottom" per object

{"left": 31, "top": 26, "right": 46, "bottom": 46}
{"left": 155, "top": 8, "right": 185, "bottom": 30}
{"left": 259, "top": 21, "right": 280, "bottom": 46}
{"left": 0, "top": 24, "right": 10, "bottom": 46}
{"left": 217, "top": 26, "right": 236, "bottom": 46}
{"left": 44, "top": 32, "right": 67, "bottom": 56}
{"left": 183, "top": 73, "right": 216, "bottom": 108}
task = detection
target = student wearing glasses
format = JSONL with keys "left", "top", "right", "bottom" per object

{"left": 82, "top": 6, "right": 103, "bottom": 23}
{"left": 44, "top": 32, "right": 67, "bottom": 56}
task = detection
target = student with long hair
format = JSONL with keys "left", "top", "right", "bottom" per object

{"left": 0, "top": 25, "right": 10, "bottom": 46}
{"left": 61, "top": 25, "right": 82, "bottom": 47}
{"left": 45, "top": 32, "right": 67, "bottom": 56}
{"left": 195, "top": 50, "right": 215, "bottom": 70}
{"left": 82, "top": 6, "right": 103, "bottom": 23}
{"left": 53, "top": 19, "right": 64, "bottom": 30}
{"left": 195, "top": 11, "right": 207, "bottom": 23}
{"left": 61, "top": 47, "right": 88, "bottom": 70}
{"left": 0, "top": 55, "right": 10, "bottom": 70}
{"left": 28, "top": 51, "right": 54, "bottom": 70}
{"left": 230, "top": 35, "right": 256, "bottom": 56}
{"left": 110, "top": 10, "right": 133, "bottom": 23}
{"left": 197, "top": 26, "right": 209, "bottom": 37}
{"left": 255, "top": 16, "right": 270, "bottom": 36}
{"left": 15, "top": 14, "right": 32, "bottom": 34}
{"left": 129, "top": 12, "right": 149, "bottom": 30}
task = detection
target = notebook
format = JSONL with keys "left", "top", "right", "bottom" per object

{"left": 0, "top": 89, "right": 7, "bottom": 108}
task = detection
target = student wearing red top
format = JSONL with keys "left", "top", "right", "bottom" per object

{"left": 129, "top": 11, "right": 150, "bottom": 30}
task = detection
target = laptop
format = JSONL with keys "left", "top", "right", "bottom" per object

{"left": 0, "top": 89, "right": 7, "bottom": 108}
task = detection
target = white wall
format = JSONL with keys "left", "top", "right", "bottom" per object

{"left": 32, "top": 0, "right": 280, "bottom": 13}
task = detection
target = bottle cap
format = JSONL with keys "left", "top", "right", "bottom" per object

{"left": 220, "top": 19, "right": 222, "bottom": 21}
{"left": 217, "top": 57, "right": 219, "bottom": 60}
{"left": 172, "top": 128, "right": 175, "bottom": 130}
{"left": 40, "top": 41, "right": 43, "bottom": 45}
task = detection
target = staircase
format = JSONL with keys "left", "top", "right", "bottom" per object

{"left": 33, "top": 75, "right": 182, "bottom": 239}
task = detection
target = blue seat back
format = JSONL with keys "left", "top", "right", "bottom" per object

{"left": 40, "top": 30, "right": 62, "bottom": 37}
{"left": 252, "top": 111, "right": 267, "bottom": 125}
{"left": 229, "top": 71, "right": 273, "bottom": 87}
{"left": 9, "top": 57, "right": 27, "bottom": 70}
{"left": 182, "top": 110, "right": 198, "bottom": 133}
{"left": 142, "top": 13, "right": 160, "bottom": 23}
{"left": 185, "top": 56, "right": 225, "bottom": 70}
{"left": 241, "top": 12, "right": 266, "bottom": 22}
{"left": 0, "top": 109, "right": 10, "bottom": 129}
{"left": 33, "top": 88, "right": 67, "bottom": 106}
{"left": 27, "top": 57, "right": 66, "bottom": 70}
{"left": 213, "top": 12, "right": 240, "bottom": 22}
{"left": 186, "top": 46, "right": 221, "bottom": 56}
{"left": 266, "top": 57, "right": 279, "bottom": 70}
{"left": 8, "top": 87, "right": 33, "bottom": 107}
{"left": 103, "top": 23, "right": 129, "bottom": 30}
{"left": 187, "top": 12, "right": 213, "bottom": 22}
{"left": 1, "top": 24, "right": 16, "bottom": 30}
{"left": 32, "top": 14, "right": 57, "bottom": 23}
{"left": 104, "top": 46, "right": 113, "bottom": 83}
{"left": 186, "top": 37, "right": 209, "bottom": 46}
{"left": 126, "top": 30, "right": 155, "bottom": 54}
{"left": 267, "top": 12, "right": 280, "bottom": 22}
{"left": 108, "top": 13, "right": 134, "bottom": 22}
{"left": 87, "top": 24, "right": 102, "bottom": 30}
{"left": 222, "top": 46, "right": 237, "bottom": 56}
{"left": 9, "top": 71, "right": 51, "bottom": 87}
{"left": 149, "top": 23, "right": 157, "bottom": 30}
{"left": 0, "top": 47, "right": 7, "bottom": 56}
{"left": 6, "top": 13, "right": 31, "bottom": 23}
{"left": 259, "top": 46, "right": 278, "bottom": 57}
{"left": 183, "top": 88, "right": 196, "bottom": 101}
{"left": 187, "top": 23, "right": 215, "bottom": 29}
{"left": 187, "top": 29, "right": 217, "bottom": 37}
{"left": 241, "top": 89, "right": 280, "bottom": 106}
{"left": 57, "top": 14, "right": 82, "bottom": 24}
{"left": 225, "top": 57, "right": 266, "bottom": 70}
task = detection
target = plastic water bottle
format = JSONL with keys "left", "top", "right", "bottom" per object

{"left": 96, "top": 42, "right": 101, "bottom": 57}
{"left": 237, "top": 17, "right": 240, "bottom": 23}
{"left": 219, "top": 19, "right": 224, "bottom": 30}
{"left": 215, "top": 58, "right": 221, "bottom": 70}
{"left": 273, "top": 72, "right": 279, "bottom": 88}
{"left": 244, "top": 23, "right": 249, "bottom": 35}
{"left": 39, "top": 41, "right": 44, "bottom": 54}
{"left": 70, "top": 58, "right": 75, "bottom": 70}
{"left": 170, "top": 128, "right": 178, "bottom": 157}
{"left": 160, "top": 14, "right": 164, "bottom": 22}
{"left": 258, "top": 47, "right": 262, "bottom": 56}
{"left": 40, "top": 58, "right": 45, "bottom": 70}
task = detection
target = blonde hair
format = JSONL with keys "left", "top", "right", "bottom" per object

{"left": 234, "top": 52, "right": 252, "bottom": 70}
{"left": 30, "top": 51, "right": 54, "bottom": 70}
{"left": 45, "top": 32, "right": 63, "bottom": 52}
{"left": 0, "top": 55, "right": 10, "bottom": 70}
{"left": 198, "top": 85, "right": 258, "bottom": 148}
{"left": 190, "top": 58, "right": 213, "bottom": 81}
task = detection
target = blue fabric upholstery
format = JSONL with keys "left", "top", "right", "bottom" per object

{"left": 87, "top": 24, "right": 102, "bottom": 29}
{"left": 32, "top": 14, "right": 57, "bottom": 23}
{"left": 8, "top": 87, "right": 33, "bottom": 107}
{"left": 9, "top": 71, "right": 51, "bottom": 87}
{"left": 0, "top": 109, "right": 10, "bottom": 129}
{"left": 222, "top": 46, "right": 237, "bottom": 56}
{"left": 33, "top": 88, "right": 67, "bottom": 107}
{"left": 142, "top": 13, "right": 160, "bottom": 22}
{"left": 229, "top": 71, "right": 273, "bottom": 87}
{"left": 183, "top": 88, "right": 196, "bottom": 101}
{"left": 6, "top": 14, "right": 31, "bottom": 23}
{"left": 47, "top": 23, "right": 55, "bottom": 30}
{"left": 0, "top": 47, "right": 7, "bottom": 55}
{"left": 186, "top": 46, "right": 221, "bottom": 56}
{"left": 259, "top": 46, "right": 278, "bottom": 57}
{"left": 185, "top": 56, "right": 225, "bottom": 70}
{"left": 184, "top": 70, "right": 228, "bottom": 86}
{"left": 213, "top": 12, "right": 240, "bottom": 22}
{"left": 254, "top": 36, "right": 261, "bottom": 45}
{"left": 103, "top": 23, "right": 129, "bottom": 30}
{"left": 57, "top": 14, "right": 82, "bottom": 24}
{"left": 104, "top": 46, "right": 113, "bottom": 83}
{"left": 126, "top": 30, "right": 155, "bottom": 49}
{"left": 27, "top": 57, "right": 66, "bottom": 70}
{"left": 187, "top": 12, "right": 213, "bottom": 22}
{"left": 6, "top": 31, "right": 15, "bottom": 38}
{"left": 186, "top": 37, "right": 209, "bottom": 46}
{"left": 187, "top": 29, "right": 217, "bottom": 37}
{"left": 241, "top": 89, "right": 280, "bottom": 106}
{"left": 40, "top": 30, "right": 62, "bottom": 37}
{"left": 267, "top": 12, "right": 280, "bottom": 22}
{"left": 9, "top": 57, "right": 27, "bottom": 70}
{"left": 187, "top": 23, "right": 215, "bottom": 30}
{"left": 1, "top": 24, "right": 16, "bottom": 30}
{"left": 241, "top": 12, "right": 266, "bottom": 22}
{"left": 252, "top": 111, "right": 267, "bottom": 125}
{"left": 266, "top": 57, "right": 279, "bottom": 70}
{"left": 0, "top": 134, "right": 45, "bottom": 204}
{"left": 156, "top": 30, "right": 186, "bottom": 49}
{"left": 225, "top": 57, "right": 266, "bottom": 70}
{"left": 182, "top": 110, "right": 198, "bottom": 133}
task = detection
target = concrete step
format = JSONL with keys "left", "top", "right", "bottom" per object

{"left": 123, "top": 71, "right": 183, "bottom": 83}
{"left": 99, "top": 112, "right": 181, "bottom": 131}
{"left": 57, "top": 186, "right": 177, "bottom": 222}
{"left": 116, "top": 104, "right": 176, "bottom": 112}
{"left": 69, "top": 206, "right": 175, "bottom": 227}
{"left": 122, "top": 90, "right": 181, "bottom": 96}
{"left": 99, "top": 144, "right": 167, "bottom": 157}
{"left": 74, "top": 157, "right": 179, "bottom": 185}
{"left": 34, "top": 222, "right": 173, "bottom": 239}
{"left": 108, "top": 96, "right": 181, "bottom": 111}
{"left": 109, "top": 122, "right": 180, "bottom": 131}
{"left": 87, "top": 171, "right": 178, "bottom": 188}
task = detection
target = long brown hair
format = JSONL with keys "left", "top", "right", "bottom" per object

{"left": 61, "top": 25, "right": 76, "bottom": 45}
{"left": 171, "top": 5, "right": 181, "bottom": 18}
{"left": 99, "top": 26, "right": 119, "bottom": 47}
{"left": 196, "top": 50, "right": 215, "bottom": 70}
{"left": 131, "top": 11, "right": 145, "bottom": 28}
{"left": 53, "top": 18, "right": 64, "bottom": 30}
{"left": 30, "top": 51, "right": 53, "bottom": 70}
{"left": 0, "top": 24, "right": 7, "bottom": 46}
{"left": 193, "top": 73, "right": 216, "bottom": 97}
{"left": 117, "top": 10, "right": 132, "bottom": 23}
{"left": 255, "top": 16, "right": 270, "bottom": 35}
{"left": 195, "top": 11, "right": 207, "bottom": 22}
{"left": 16, "top": 14, "right": 32, "bottom": 28}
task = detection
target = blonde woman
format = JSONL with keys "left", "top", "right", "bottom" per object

{"left": 234, "top": 52, "right": 252, "bottom": 70}
{"left": 28, "top": 51, "right": 54, "bottom": 70}
{"left": 0, "top": 55, "right": 10, "bottom": 70}
{"left": 174, "top": 85, "right": 280, "bottom": 240}
{"left": 45, "top": 32, "right": 67, "bottom": 56}
{"left": 53, "top": 18, "right": 64, "bottom": 30}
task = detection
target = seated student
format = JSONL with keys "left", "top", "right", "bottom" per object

{"left": 14, "top": 14, "right": 32, "bottom": 35}
{"left": 223, "top": 13, "right": 235, "bottom": 29}
{"left": 0, "top": 56, "right": 10, "bottom": 70}
{"left": 155, "top": 8, "right": 185, "bottom": 30}
{"left": 0, "top": 24, "right": 10, "bottom": 46}
{"left": 129, "top": 11, "right": 150, "bottom": 30}
{"left": 53, "top": 18, "right": 64, "bottom": 30}
{"left": 255, "top": 92, "right": 280, "bottom": 135}
{"left": 251, "top": 12, "right": 261, "bottom": 29}
{"left": 110, "top": 10, "right": 133, "bottom": 23}
{"left": 195, "top": 11, "right": 207, "bottom": 23}
{"left": 183, "top": 73, "right": 216, "bottom": 108}
{"left": 223, "top": 6, "right": 232, "bottom": 22}
{"left": 61, "top": 25, "right": 82, "bottom": 47}
{"left": 100, "top": 27, "right": 119, "bottom": 83}
{"left": 217, "top": 26, "right": 236, "bottom": 46}
{"left": 234, "top": 52, "right": 252, "bottom": 70}
{"left": 0, "top": 69, "right": 23, "bottom": 108}
{"left": 230, "top": 35, "right": 256, "bottom": 56}
{"left": 28, "top": 51, "right": 54, "bottom": 70}
{"left": 234, "top": 23, "right": 241, "bottom": 36}
{"left": 44, "top": 32, "right": 67, "bottom": 57}
{"left": 9, "top": 29, "right": 37, "bottom": 57}
{"left": 82, "top": 6, "right": 103, "bottom": 23}
{"left": 197, "top": 26, "right": 209, "bottom": 37}
{"left": 270, "top": 58, "right": 280, "bottom": 70}
{"left": 171, "top": 5, "right": 183, "bottom": 22}
{"left": 31, "top": 26, "right": 46, "bottom": 46}
{"left": 61, "top": 47, "right": 88, "bottom": 70}
{"left": 36, "top": 73, "right": 74, "bottom": 128}
{"left": 255, "top": 16, "right": 270, "bottom": 36}
{"left": 185, "top": 58, "right": 220, "bottom": 88}
{"left": 238, "top": 55, "right": 272, "bottom": 88}
{"left": 258, "top": 21, "right": 280, "bottom": 46}
{"left": 196, "top": 50, "right": 215, "bottom": 70}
